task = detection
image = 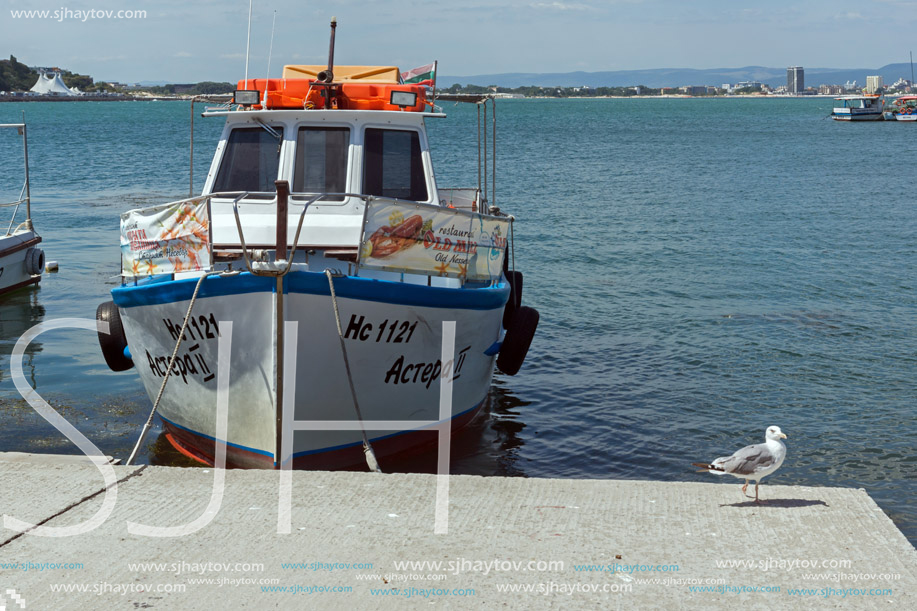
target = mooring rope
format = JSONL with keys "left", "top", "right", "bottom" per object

{"left": 324, "top": 269, "right": 382, "bottom": 473}
{"left": 125, "top": 272, "right": 210, "bottom": 465}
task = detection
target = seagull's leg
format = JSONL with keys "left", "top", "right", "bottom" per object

{"left": 742, "top": 480, "right": 749, "bottom": 496}
{"left": 754, "top": 482, "right": 766, "bottom": 504}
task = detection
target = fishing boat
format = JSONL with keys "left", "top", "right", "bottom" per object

{"left": 831, "top": 94, "right": 885, "bottom": 121}
{"left": 0, "top": 116, "right": 44, "bottom": 297}
{"left": 882, "top": 96, "right": 917, "bottom": 122}
{"left": 96, "top": 20, "right": 538, "bottom": 470}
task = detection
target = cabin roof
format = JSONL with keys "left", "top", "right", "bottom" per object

{"left": 281, "top": 65, "right": 401, "bottom": 83}
{"left": 202, "top": 108, "right": 446, "bottom": 121}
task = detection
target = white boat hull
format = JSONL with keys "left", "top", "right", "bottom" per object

{"left": 113, "top": 271, "right": 508, "bottom": 468}
{"left": 831, "top": 110, "right": 884, "bottom": 121}
{"left": 0, "top": 230, "right": 42, "bottom": 296}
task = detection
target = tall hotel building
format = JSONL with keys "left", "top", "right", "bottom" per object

{"left": 865, "top": 75, "right": 884, "bottom": 94}
{"left": 787, "top": 67, "right": 804, "bottom": 94}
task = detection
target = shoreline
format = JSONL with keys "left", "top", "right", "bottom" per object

{"left": 2, "top": 93, "right": 898, "bottom": 103}
{"left": 0, "top": 95, "right": 181, "bottom": 102}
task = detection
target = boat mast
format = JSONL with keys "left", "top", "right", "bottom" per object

{"left": 325, "top": 17, "right": 337, "bottom": 81}
{"left": 317, "top": 17, "right": 338, "bottom": 108}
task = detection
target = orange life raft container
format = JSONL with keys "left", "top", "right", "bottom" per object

{"left": 236, "top": 79, "right": 429, "bottom": 112}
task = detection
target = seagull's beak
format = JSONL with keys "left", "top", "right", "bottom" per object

{"left": 780, "top": 433, "right": 787, "bottom": 439}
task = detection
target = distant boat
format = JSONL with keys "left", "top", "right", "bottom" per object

{"left": 0, "top": 117, "right": 44, "bottom": 297}
{"left": 883, "top": 96, "right": 917, "bottom": 122}
{"left": 831, "top": 95, "right": 885, "bottom": 121}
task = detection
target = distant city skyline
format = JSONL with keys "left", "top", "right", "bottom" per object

{"left": 3, "top": 0, "right": 915, "bottom": 83}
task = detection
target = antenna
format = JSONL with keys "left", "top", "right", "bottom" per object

{"left": 911, "top": 51, "right": 914, "bottom": 91}
{"left": 263, "top": 9, "right": 277, "bottom": 106}
{"left": 243, "top": 0, "right": 253, "bottom": 88}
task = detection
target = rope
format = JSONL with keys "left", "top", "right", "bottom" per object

{"left": 125, "top": 272, "right": 210, "bottom": 465}
{"left": 325, "top": 269, "right": 382, "bottom": 473}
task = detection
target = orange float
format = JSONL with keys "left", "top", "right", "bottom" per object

{"left": 236, "top": 76, "right": 428, "bottom": 112}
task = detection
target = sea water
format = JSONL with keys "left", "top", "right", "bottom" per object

{"left": 0, "top": 98, "right": 914, "bottom": 544}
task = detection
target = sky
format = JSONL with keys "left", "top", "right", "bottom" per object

{"left": 2, "top": 0, "right": 915, "bottom": 83}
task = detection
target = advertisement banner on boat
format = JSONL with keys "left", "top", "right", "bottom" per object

{"left": 120, "top": 198, "right": 211, "bottom": 276}
{"left": 359, "top": 199, "right": 508, "bottom": 281}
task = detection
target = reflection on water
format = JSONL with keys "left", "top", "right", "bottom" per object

{"left": 363, "top": 382, "right": 531, "bottom": 477}
{"left": 0, "top": 286, "right": 45, "bottom": 387}
{"left": 1, "top": 285, "right": 155, "bottom": 461}
{"left": 148, "top": 431, "right": 208, "bottom": 469}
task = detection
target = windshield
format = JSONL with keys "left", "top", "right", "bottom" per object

{"left": 292, "top": 127, "right": 350, "bottom": 201}
{"left": 363, "top": 128, "right": 428, "bottom": 202}
{"left": 212, "top": 127, "right": 284, "bottom": 198}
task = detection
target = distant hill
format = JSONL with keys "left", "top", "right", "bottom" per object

{"left": 133, "top": 80, "right": 170, "bottom": 87}
{"left": 0, "top": 56, "right": 38, "bottom": 91}
{"left": 439, "top": 63, "right": 916, "bottom": 89}
{"left": 1, "top": 55, "right": 117, "bottom": 93}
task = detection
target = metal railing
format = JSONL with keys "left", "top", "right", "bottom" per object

{"left": 122, "top": 187, "right": 511, "bottom": 283}
{"left": 1, "top": 116, "right": 32, "bottom": 236}
{"left": 230, "top": 184, "right": 323, "bottom": 277}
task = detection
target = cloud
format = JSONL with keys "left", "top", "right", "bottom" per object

{"left": 530, "top": 2, "right": 592, "bottom": 10}
{"left": 872, "top": 0, "right": 917, "bottom": 6}
{"left": 834, "top": 11, "right": 864, "bottom": 20}
{"left": 173, "top": 51, "right": 192, "bottom": 58}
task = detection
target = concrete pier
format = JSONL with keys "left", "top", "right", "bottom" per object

{"left": 0, "top": 458, "right": 914, "bottom": 609}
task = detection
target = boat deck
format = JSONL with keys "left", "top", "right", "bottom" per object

{"left": 1, "top": 458, "right": 914, "bottom": 609}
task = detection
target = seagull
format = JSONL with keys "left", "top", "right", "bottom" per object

{"left": 691, "top": 426, "right": 788, "bottom": 503}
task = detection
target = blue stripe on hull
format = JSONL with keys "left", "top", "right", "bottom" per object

{"left": 113, "top": 271, "right": 509, "bottom": 310}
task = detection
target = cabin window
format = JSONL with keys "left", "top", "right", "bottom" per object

{"left": 363, "top": 128, "right": 428, "bottom": 202}
{"left": 293, "top": 127, "right": 350, "bottom": 201}
{"left": 212, "top": 127, "right": 283, "bottom": 198}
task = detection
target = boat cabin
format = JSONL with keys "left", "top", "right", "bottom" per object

{"left": 172, "top": 65, "right": 493, "bottom": 288}
{"left": 202, "top": 107, "right": 441, "bottom": 251}
{"left": 833, "top": 95, "right": 883, "bottom": 109}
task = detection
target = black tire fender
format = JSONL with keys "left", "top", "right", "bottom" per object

{"left": 96, "top": 301, "right": 134, "bottom": 371}
{"left": 25, "top": 248, "right": 45, "bottom": 276}
{"left": 502, "top": 270, "right": 523, "bottom": 329}
{"left": 497, "top": 306, "right": 539, "bottom": 376}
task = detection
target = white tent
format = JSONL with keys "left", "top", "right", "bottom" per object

{"left": 30, "top": 71, "right": 79, "bottom": 96}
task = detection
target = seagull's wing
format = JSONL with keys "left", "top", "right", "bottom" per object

{"left": 714, "top": 442, "right": 779, "bottom": 476}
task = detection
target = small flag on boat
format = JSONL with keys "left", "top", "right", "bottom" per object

{"left": 401, "top": 62, "right": 436, "bottom": 86}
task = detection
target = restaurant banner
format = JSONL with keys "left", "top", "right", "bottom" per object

{"left": 359, "top": 199, "right": 509, "bottom": 281}
{"left": 120, "top": 198, "right": 211, "bottom": 276}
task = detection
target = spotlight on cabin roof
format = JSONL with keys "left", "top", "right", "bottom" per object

{"left": 233, "top": 89, "right": 260, "bottom": 106}
{"left": 390, "top": 90, "right": 417, "bottom": 108}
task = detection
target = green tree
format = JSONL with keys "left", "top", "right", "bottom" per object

{"left": 61, "top": 72, "right": 94, "bottom": 91}
{"left": 190, "top": 81, "right": 235, "bottom": 95}
{"left": 0, "top": 55, "right": 38, "bottom": 91}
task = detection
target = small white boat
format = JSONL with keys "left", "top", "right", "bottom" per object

{"left": 883, "top": 96, "right": 917, "bottom": 122}
{"left": 97, "top": 20, "right": 538, "bottom": 470}
{"left": 831, "top": 95, "right": 885, "bottom": 121}
{"left": 0, "top": 116, "right": 44, "bottom": 297}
